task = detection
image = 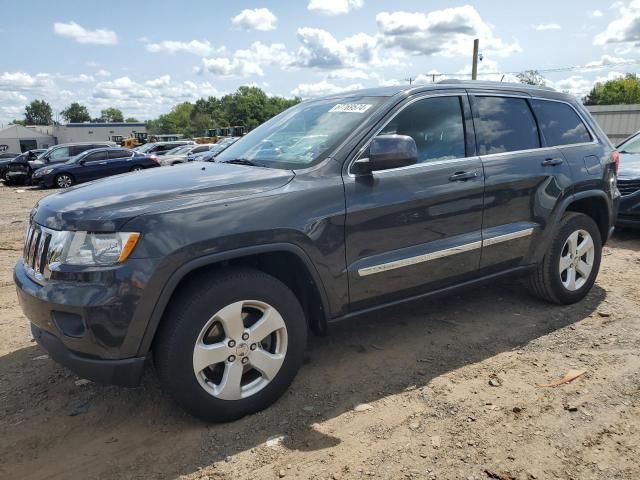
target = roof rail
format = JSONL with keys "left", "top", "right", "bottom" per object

{"left": 436, "top": 79, "right": 556, "bottom": 91}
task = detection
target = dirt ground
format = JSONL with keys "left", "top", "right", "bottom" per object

{"left": 0, "top": 184, "right": 639, "bottom": 480}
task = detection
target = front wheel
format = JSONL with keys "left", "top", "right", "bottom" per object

{"left": 130, "top": 165, "right": 143, "bottom": 172}
{"left": 528, "top": 212, "right": 602, "bottom": 304}
{"left": 154, "top": 268, "right": 307, "bottom": 422}
{"left": 54, "top": 173, "right": 74, "bottom": 188}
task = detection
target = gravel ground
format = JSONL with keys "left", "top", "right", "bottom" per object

{"left": 0, "top": 184, "right": 639, "bottom": 480}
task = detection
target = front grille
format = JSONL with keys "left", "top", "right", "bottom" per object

{"left": 23, "top": 223, "right": 52, "bottom": 284}
{"left": 617, "top": 179, "right": 640, "bottom": 196}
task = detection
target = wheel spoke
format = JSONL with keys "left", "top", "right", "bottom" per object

{"left": 249, "top": 348, "right": 285, "bottom": 380}
{"left": 577, "top": 235, "right": 594, "bottom": 257}
{"left": 214, "top": 361, "right": 244, "bottom": 400}
{"left": 193, "top": 342, "right": 229, "bottom": 373}
{"left": 565, "top": 266, "right": 577, "bottom": 290}
{"left": 249, "top": 306, "right": 285, "bottom": 343}
{"left": 566, "top": 231, "right": 579, "bottom": 254}
{"left": 576, "top": 260, "right": 591, "bottom": 279}
{"left": 559, "top": 254, "right": 572, "bottom": 272}
{"left": 215, "top": 301, "right": 245, "bottom": 340}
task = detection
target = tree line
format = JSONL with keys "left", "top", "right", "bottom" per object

{"left": 10, "top": 86, "right": 300, "bottom": 137}
{"left": 9, "top": 77, "right": 640, "bottom": 133}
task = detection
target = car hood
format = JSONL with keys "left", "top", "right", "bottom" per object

{"left": 32, "top": 162, "right": 294, "bottom": 231}
{"left": 618, "top": 153, "right": 640, "bottom": 179}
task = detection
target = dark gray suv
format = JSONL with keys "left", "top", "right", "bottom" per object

{"left": 14, "top": 81, "right": 620, "bottom": 422}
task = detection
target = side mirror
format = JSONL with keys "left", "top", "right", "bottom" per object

{"left": 352, "top": 135, "right": 418, "bottom": 175}
{"left": 79, "top": 159, "right": 86, "bottom": 166}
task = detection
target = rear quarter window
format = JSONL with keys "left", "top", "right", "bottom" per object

{"left": 530, "top": 100, "right": 592, "bottom": 147}
{"left": 473, "top": 96, "right": 540, "bottom": 155}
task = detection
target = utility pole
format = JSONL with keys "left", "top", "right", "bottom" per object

{"left": 471, "top": 38, "right": 479, "bottom": 80}
{"left": 405, "top": 77, "right": 413, "bottom": 85}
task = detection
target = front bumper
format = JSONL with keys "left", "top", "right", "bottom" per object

{"left": 14, "top": 257, "right": 160, "bottom": 385}
{"left": 31, "top": 323, "right": 146, "bottom": 386}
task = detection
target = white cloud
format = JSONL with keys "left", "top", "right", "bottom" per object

{"left": 594, "top": 0, "right": 640, "bottom": 47}
{"left": 589, "top": 10, "right": 603, "bottom": 18}
{"left": 295, "top": 28, "right": 400, "bottom": 70}
{"left": 145, "top": 75, "right": 171, "bottom": 88}
{"left": 533, "top": 23, "right": 561, "bottom": 31}
{"left": 96, "top": 69, "right": 111, "bottom": 78}
{"left": 327, "top": 69, "right": 372, "bottom": 80}
{"left": 551, "top": 71, "right": 626, "bottom": 99}
{"left": 307, "top": 0, "right": 364, "bottom": 16}
{"left": 584, "top": 54, "right": 628, "bottom": 68}
{"left": 292, "top": 80, "right": 364, "bottom": 97}
{"left": 196, "top": 42, "right": 292, "bottom": 78}
{"left": 376, "top": 6, "right": 521, "bottom": 58}
{"left": 231, "top": 8, "right": 277, "bottom": 31}
{"left": 53, "top": 21, "right": 118, "bottom": 45}
{"left": 146, "top": 39, "right": 221, "bottom": 56}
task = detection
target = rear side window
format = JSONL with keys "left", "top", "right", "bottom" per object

{"left": 530, "top": 100, "right": 592, "bottom": 146}
{"left": 378, "top": 96, "right": 466, "bottom": 163}
{"left": 193, "top": 146, "right": 208, "bottom": 153}
{"left": 84, "top": 151, "right": 107, "bottom": 161}
{"left": 474, "top": 96, "right": 540, "bottom": 155}
{"left": 108, "top": 149, "right": 130, "bottom": 159}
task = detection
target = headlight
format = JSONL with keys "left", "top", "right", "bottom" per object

{"left": 37, "top": 167, "right": 54, "bottom": 175}
{"left": 48, "top": 231, "right": 140, "bottom": 266}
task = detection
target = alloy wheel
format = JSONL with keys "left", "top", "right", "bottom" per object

{"left": 192, "top": 300, "right": 288, "bottom": 400}
{"left": 559, "top": 229, "right": 595, "bottom": 291}
{"left": 56, "top": 175, "right": 72, "bottom": 188}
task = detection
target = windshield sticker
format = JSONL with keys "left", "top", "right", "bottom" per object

{"left": 329, "top": 103, "right": 373, "bottom": 114}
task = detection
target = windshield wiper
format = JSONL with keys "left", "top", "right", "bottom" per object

{"left": 221, "top": 158, "right": 266, "bottom": 167}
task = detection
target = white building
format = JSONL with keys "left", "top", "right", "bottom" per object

{"left": 0, "top": 124, "right": 56, "bottom": 153}
{"left": 0, "top": 122, "right": 147, "bottom": 153}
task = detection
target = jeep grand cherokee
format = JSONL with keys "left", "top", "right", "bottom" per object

{"left": 14, "top": 81, "right": 620, "bottom": 422}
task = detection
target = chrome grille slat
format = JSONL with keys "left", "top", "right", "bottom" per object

{"left": 23, "top": 222, "right": 55, "bottom": 285}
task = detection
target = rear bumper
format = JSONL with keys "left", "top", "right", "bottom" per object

{"left": 31, "top": 323, "right": 146, "bottom": 386}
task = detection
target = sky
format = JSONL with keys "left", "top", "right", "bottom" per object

{"left": 0, "top": 0, "right": 638, "bottom": 126}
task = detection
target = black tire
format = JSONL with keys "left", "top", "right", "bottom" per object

{"left": 130, "top": 165, "right": 144, "bottom": 172}
{"left": 528, "top": 212, "right": 602, "bottom": 304}
{"left": 54, "top": 173, "right": 74, "bottom": 188}
{"left": 154, "top": 268, "right": 307, "bottom": 422}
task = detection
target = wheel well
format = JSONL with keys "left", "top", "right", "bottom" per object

{"left": 565, "top": 196, "right": 609, "bottom": 241}
{"left": 165, "top": 251, "right": 327, "bottom": 335}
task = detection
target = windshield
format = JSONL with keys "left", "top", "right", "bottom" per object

{"left": 619, "top": 134, "right": 640, "bottom": 154}
{"left": 215, "top": 96, "right": 386, "bottom": 169}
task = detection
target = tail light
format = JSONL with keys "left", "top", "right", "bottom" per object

{"left": 149, "top": 154, "right": 159, "bottom": 164}
{"left": 612, "top": 150, "right": 620, "bottom": 176}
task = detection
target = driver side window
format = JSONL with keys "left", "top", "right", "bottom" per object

{"left": 377, "top": 96, "right": 466, "bottom": 163}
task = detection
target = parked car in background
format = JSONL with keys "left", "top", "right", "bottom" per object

{"left": 134, "top": 141, "right": 195, "bottom": 157}
{"left": 189, "top": 143, "right": 229, "bottom": 162}
{"left": 158, "top": 144, "right": 217, "bottom": 166}
{"left": 616, "top": 132, "right": 640, "bottom": 227}
{"left": 0, "top": 151, "right": 22, "bottom": 181}
{"left": 3, "top": 149, "right": 46, "bottom": 185}
{"left": 15, "top": 82, "right": 619, "bottom": 422}
{"left": 31, "top": 147, "right": 159, "bottom": 188}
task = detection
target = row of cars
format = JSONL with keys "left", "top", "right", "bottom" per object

{"left": 0, "top": 137, "right": 240, "bottom": 188}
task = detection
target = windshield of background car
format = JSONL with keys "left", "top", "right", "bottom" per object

{"left": 215, "top": 96, "right": 387, "bottom": 169}
{"left": 136, "top": 143, "right": 157, "bottom": 153}
{"left": 619, "top": 134, "right": 640, "bottom": 154}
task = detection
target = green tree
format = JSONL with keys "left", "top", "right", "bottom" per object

{"left": 100, "top": 107, "right": 125, "bottom": 123}
{"left": 24, "top": 99, "right": 53, "bottom": 125}
{"left": 584, "top": 74, "right": 640, "bottom": 105}
{"left": 516, "top": 70, "right": 547, "bottom": 86}
{"left": 61, "top": 102, "right": 91, "bottom": 123}
{"left": 125, "top": 117, "right": 139, "bottom": 123}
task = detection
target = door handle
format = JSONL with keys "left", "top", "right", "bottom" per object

{"left": 542, "top": 157, "right": 563, "bottom": 166}
{"left": 449, "top": 171, "right": 478, "bottom": 182}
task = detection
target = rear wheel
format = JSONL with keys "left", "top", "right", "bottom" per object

{"left": 154, "top": 268, "right": 307, "bottom": 422}
{"left": 130, "top": 165, "right": 143, "bottom": 172}
{"left": 54, "top": 173, "right": 74, "bottom": 188}
{"left": 528, "top": 212, "right": 602, "bottom": 304}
